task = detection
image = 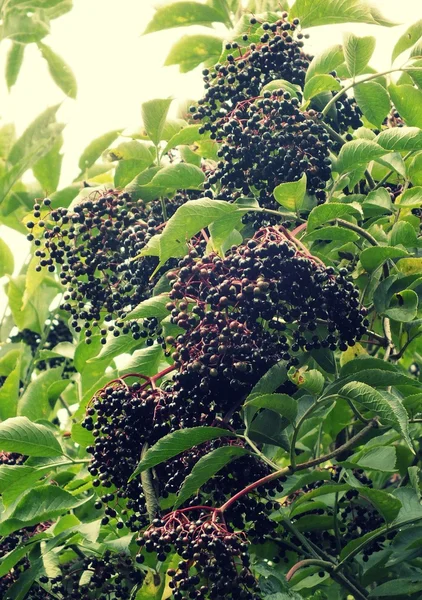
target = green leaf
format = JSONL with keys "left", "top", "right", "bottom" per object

{"left": 390, "top": 222, "right": 417, "bottom": 248}
{"left": 37, "top": 42, "right": 77, "bottom": 98}
{"left": 114, "top": 159, "right": 148, "bottom": 188}
{"left": 144, "top": 2, "right": 226, "bottom": 34}
{"left": 78, "top": 129, "right": 122, "bottom": 171}
{"left": 352, "top": 446, "right": 397, "bottom": 471}
{"left": 369, "top": 579, "right": 422, "bottom": 597}
{"left": 397, "top": 186, "right": 422, "bottom": 208}
{"left": 389, "top": 84, "right": 422, "bottom": 128}
{"left": 0, "top": 485, "right": 90, "bottom": 535}
{"left": 376, "top": 127, "right": 422, "bottom": 151}
{"left": 141, "top": 98, "right": 173, "bottom": 146}
{"left": 18, "top": 367, "right": 66, "bottom": 421}
{"left": 209, "top": 213, "right": 243, "bottom": 255}
{"left": 0, "top": 463, "right": 53, "bottom": 506}
{"left": 3, "top": 8, "right": 50, "bottom": 43}
{"left": 335, "top": 139, "right": 387, "bottom": 173}
{"left": 119, "top": 344, "right": 171, "bottom": 377}
{"left": 163, "top": 125, "right": 206, "bottom": 154}
{"left": 147, "top": 163, "right": 204, "bottom": 193}
{"left": 125, "top": 293, "right": 170, "bottom": 321}
{"left": 338, "top": 382, "right": 414, "bottom": 451}
{"left": 354, "top": 82, "right": 391, "bottom": 128}
{"left": 307, "top": 202, "right": 363, "bottom": 231}
{"left": 243, "top": 393, "right": 298, "bottom": 422}
{"left": 289, "top": 0, "right": 384, "bottom": 28}
{"left": 248, "top": 363, "right": 288, "bottom": 398}
{"left": 165, "top": 34, "right": 222, "bottom": 73}
{"left": 344, "top": 33, "right": 376, "bottom": 76}
{"left": 303, "top": 74, "right": 341, "bottom": 101}
{"left": 397, "top": 258, "right": 422, "bottom": 275}
{"left": 273, "top": 173, "right": 307, "bottom": 211}
{"left": 392, "top": 19, "right": 422, "bottom": 63}
{"left": 8, "top": 104, "right": 62, "bottom": 166}
{"left": 360, "top": 246, "right": 409, "bottom": 272}
{"left": 385, "top": 289, "right": 418, "bottom": 322}
{"left": 0, "top": 417, "right": 63, "bottom": 457}
{"left": 305, "top": 45, "right": 344, "bottom": 82}
{"left": 5, "top": 42, "right": 25, "bottom": 90}
{"left": 303, "top": 226, "right": 359, "bottom": 243}
{"left": 145, "top": 199, "right": 241, "bottom": 265}
{"left": 0, "top": 358, "right": 20, "bottom": 420}
{"left": 174, "top": 445, "right": 248, "bottom": 508}
{"left": 130, "top": 427, "right": 233, "bottom": 480}
{"left": 0, "top": 238, "right": 14, "bottom": 276}
{"left": 261, "top": 79, "right": 302, "bottom": 99}
{"left": 32, "top": 135, "right": 63, "bottom": 194}
{"left": 361, "top": 488, "right": 402, "bottom": 522}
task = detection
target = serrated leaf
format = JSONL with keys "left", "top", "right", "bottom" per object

{"left": 165, "top": 34, "right": 222, "bottom": 73}
{"left": 243, "top": 394, "right": 297, "bottom": 422}
{"left": 303, "top": 74, "right": 341, "bottom": 101}
{"left": 303, "top": 226, "right": 359, "bottom": 243}
{"left": 0, "top": 417, "right": 63, "bottom": 457}
{"left": 392, "top": 19, "right": 422, "bottom": 63}
{"left": 352, "top": 446, "right": 396, "bottom": 471}
{"left": 0, "top": 357, "right": 20, "bottom": 420}
{"left": 273, "top": 173, "right": 306, "bottom": 211}
{"left": 147, "top": 163, "right": 204, "bottom": 192}
{"left": 0, "top": 238, "right": 14, "bottom": 276}
{"left": 354, "top": 81, "right": 391, "bottom": 128}
{"left": 385, "top": 289, "right": 418, "bottom": 322}
{"left": 130, "top": 427, "right": 233, "bottom": 480}
{"left": 307, "top": 202, "right": 363, "bottom": 231}
{"left": 163, "top": 125, "right": 206, "bottom": 154}
{"left": 344, "top": 33, "right": 376, "bottom": 76}
{"left": 174, "top": 445, "right": 248, "bottom": 508}
{"left": 5, "top": 42, "right": 25, "bottom": 90}
{"left": 144, "top": 2, "right": 226, "bottom": 34}
{"left": 369, "top": 579, "right": 422, "bottom": 597}
{"left": 144, "top": 199, "right": 242, "bottom": 265}
{"left": 335, "top": 139, "right": 387, "bottom": 173}
{"left": 0, "top": 485, "right": 90, "bottom": 535}
{"left": 125, "top": 293, "right": 170, "bottom": 321}
{"left": 18, "top": 367, "right": 64, "bottom": 421}
{"left": 305, "top": 45, "right": 344, "bottom": 82}
{"left": 78, "top": 129, "right": 122, "bottom": 171}
{"left": 141, "top": 98, "right": 173, "bottom": 146}
{"left": 289, "top": 0, "right": 383, "bottom": 28}
{"left": 389, "top": 84, "right": 422, "bottom": 128}
{"left": 360, "top": 246, "right": 409, "bottom": 272}
{"left": 360, "top": 488, "right": 402, "bottom": 522}
{"left": 261, "top": 79, "right": 302, "bottom": 99}
{"left": 119, "top": 344, "right": 171, "bottom": 377}
{"left": 397, "top": 187, "right": 422, "bottom": 208}
{"left": 338, "top": 382, "right": 414, "bottom": 450}
{"left": 376, "top": 127, "right": 422, "bottom": 151}
{"left": 38, "top": 42, "right": 77, "bottom": 98}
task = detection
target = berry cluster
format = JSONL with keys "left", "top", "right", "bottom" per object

{"left": 0, "top": 523, "right": 50, "bottom": 598}
{"left": 140, "top": 510, "right": 260, "bottom": 599}
{"left": 167, "top": 226, "right": 367, "bottom": 356}
{"left": 205, "top": 92, "right": 332, "bottom": 209}
{"left": 36, "top": 550, "right": 144, "bottom": 600}
{"left": 26, "top": 191, "right": 168, "bottom": 344}
{"left": 191, "top": 15, "right": 310, "bottom": 128}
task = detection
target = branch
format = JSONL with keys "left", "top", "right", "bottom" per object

{"left": 218, "top": 419, "right": 377, "bottom": 513}
{"left": 286, "top": 559, "right": 333, "bottom": 582}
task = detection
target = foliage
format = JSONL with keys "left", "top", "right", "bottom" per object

{"left": 2, "top": 1, "right": 422, "bottom": 599}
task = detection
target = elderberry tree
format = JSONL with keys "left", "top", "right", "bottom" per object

{"left": 3, "top": 1, "right": 422, "bottom": 599}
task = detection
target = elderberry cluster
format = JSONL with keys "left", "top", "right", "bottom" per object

{"left": 1, "top": 523, "right": 50, "bottom": 598}
{"left": 26, "top": 191, "right": 170, "bottom": 344}
{"left": 140, "top": 511, "right": 260, "bottom": 599}
{"left": 36, "top": 550, "right": 143, "bottom": 600}
{"left": 191, "top": 14, "right": 310, "bottom": 128}
{"left": 167, "top": 226, "right": 368, "bottom": 357}
{"left": 204, "top": 92, "right": 332, "bottom": 209}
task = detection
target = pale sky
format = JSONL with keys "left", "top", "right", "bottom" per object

{"left": 1, "top": 0, "right": 422, "bottom": 296}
